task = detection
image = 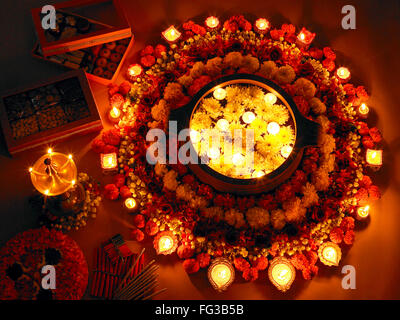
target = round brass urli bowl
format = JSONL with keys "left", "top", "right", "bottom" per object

{"left": 173, "top": 74, "right": 320, "bottom": 195}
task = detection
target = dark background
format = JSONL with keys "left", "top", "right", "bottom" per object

{"left": 0, "top": 0, "right": 399, "bottom": 299}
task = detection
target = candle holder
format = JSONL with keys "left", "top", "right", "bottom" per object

{"left": 124, "top": 197, "right": 138, "bottom": 213}
{"left": 127, "top": 64, "right": 143, "bottom": 82}
{"left": 108, "top": 107, "right": 121, "bottom": 124}
{"left": 357, "top": 103, "right": 369, "bottom": 119}
{"left": 205, "top": 16, "right": 220, "bottom": 31}
{"left": 336, "top": 67, "right": 351, "bottom": 83}
{"left": 268, "top": 257, "right": 296, "bottom": 292}
{"left": 365, "top": 149, "right": 383, "bottom": 168}
{"left": 318, "top": 242, "right": 342, "bottom": 266}
{"left": 162, "top": 26, "right": 181, "bottom": 44}
{"left": 254, "top": 18, "right": 270, "bottom": 34}
{"left": 357, "top": 205, "right": 370, "bottom": 220}
{"left": 153, "top": 231, "right": 178, "bottom": 255}
{"left": 100, "top": 152, "right": 118, "bottom": 173}
{"left": 296, "top": 27, "right": 315, "bottom": 49}
{"left": 207, "top": 258, "right": 235, "bottom": 292}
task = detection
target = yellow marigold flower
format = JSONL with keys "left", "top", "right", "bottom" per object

{"left": 309, "top": 97, "right": 327, "bottom": 114}
{"left": 274, "top": 65, "right": 296, "bottom": 84}
{"left": 271, "top": 209, "right": 286, "bottom": 230}
{"left": 259, "top": 61, "right": 278, "bottom": 79}
{"left": 190, "top": 61, "right": 205, "bottom": 78}
{"left": 223, "top": 51, "right": 244, "bottom": 69}
{"left": 246, "top": 207, "right": 270, "bottom": 229}
{"left": 293, "top": 78, "right": 316, "bottom": 99}
{"left": 205, "top": 57, "right": 223, "bottom": 77}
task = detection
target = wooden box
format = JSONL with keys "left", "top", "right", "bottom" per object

{"left": 0, "top": 70, "right": 102, "bottom": 155}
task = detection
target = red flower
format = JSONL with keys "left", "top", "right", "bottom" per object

{"left": 177, "top": 244, "right": 195, "bottom": 259}
{"left": 182, "top": 259, "right": 200, "bottom": 274}
{"left": 91, "top": 138, "right": 106, "bottom": 153}
{"left": 355, "top": 187, "right": 369, "bottom": 204}
{"left": 251, "top": 257, "right": 268, "bottom": 270}
{"left": 322, "top": 58, "right": 335, "bottom": 72}
{"left": 340, "top": 217, "right": 355, "bottom": 231}
{"left": 133, "top": 214, "right": 145, "bottom": 228}
{"left": 369, "top": 127, "right": 382, "bottom": 143}
{"left": 343, "top": 83, "right": 356, "bottom": 96}
{"left": 188, "top": 75, "right": 212, "bottom": 96}
{"left": 368, "top": 185, "right": 381, "bottom": 201}
{"left": 102, "top": 129, "right": 121, "bottom": 146}
{"left": 113, "top": 174, "right": 125, "bottom": 188}
{"left": 309, "top": 48, "right": 323, "bottom": 60}
{"left": 233, "top": 257, "right": 250, "bottom": 271}
{"left": 356, "top": 86, "right": 369, "bottom": 101}
{"left": 154, "top": 44, "right": 167, "bottom": 58}
{"left": 108, "top": 83, "right": 119, "bottom": 96}
{"left": 293, "top": 96, "right": 310, "bottom": 116}
{"left": 290, "top": 253, "right": 309, "bottom": 270}
{"left": 329, "top": 227, "right": 344, "bottom": 244}
{"left": 359, "top": 175, "right": 372, "bottom": 188}
{"left": 119, "top": 186, "right": 131, "bottom": 199}
{"left": 145, "top": 220, "right": 159, "bottom": 236}
{"left": 110, "top": 93, "right": 125, "bottom": 109}
{"left": 323, "top": 47, "right": 336, "bottom": 60}
{"left": 302, "top": 264, "right": 318, "bottom": 280}
{"left": 140, "top": 55, "right": 156, "bottom": 68}
{"left": 103, "top": 145, "right": 118, "bottom": 154}
{"left": 304, "top": 250, "right": 318, "bottom": 266}
{"left": 197, "top": 253, "right": 210, "bottom": 268}
{"left": 358, "top": 122, "right": 370, "bottom": 136}
{"left": 258, "top": 194, "right": 278, "bottom": 211}
{"left": 131, "top": 229, "right": 144, "bottom": 242}
{"left": 242, "top": 267, "right": 258, "bottom": 281}
{"left": 343, "top": 230, "right": 355, "bottom": 245}
{"left": 140, "top": 45, "right": 154, "bottom": 56}
{"left": 362, "top": 136, "right": 374, "bottom": 149}
{"left": 275, "top": 183, "right": 295, "bottom": 203}
{"left": 282, "top": 23, "right": 295, "bottom": 34}
{"left": 118, "top": 81, "right": 132, "bottom": 96}
{"left": 270, "top": 29, "right": 284, "bottom": 40}
{"left": 103, "top": 184, "right": 119, "bottom": 200}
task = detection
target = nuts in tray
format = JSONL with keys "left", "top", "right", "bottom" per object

{"left": 3, "top": 77, "right": 91, "bottom": 140}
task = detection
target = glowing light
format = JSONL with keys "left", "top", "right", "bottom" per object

{"left": 216, "top": 119, "right": 229, "bottom": 131}
{"left": 100, "top": 153, "right": 118, "bottom": 171}
{"left": 127, "top": 64, "right": 143, "bottom": 80}
{"left": 205, "top": 16, "right": 220, "bottom": 29}
{"left": 296, "top": 27, "right": 315, "bottom": 48}
{"left": 281, "top": 145, "right": 293, "bottom": 158}
{"left": 109, "top": 107, "right": 121, "bottom": 123}
{"left": 68, "top": 154, "right": 73, "bottom": 159}
{"left": 357, "top": 205, "right": 370, "bottom": 219}
{"left": 268, "top": 257, "right": 296, "bottom": 292}
{"left": 124, "top": 197, "right": 137, "bottom": 210}
{"left": 208, "top": 258, "right": 235, "bottom": 292}
{"left": 358, "top": 103, "right": 369, "bottom": 116}
{"left": 267, "top": 122, "right": 280, "bottom": 135}
{"left": 47, "top": 148, "right": 53, "bottom": 154}
{"left": 71, "top": 179, "right": 76, "bottom": 186}
{"left": 29, "top": 167, "right": 33, "bottom": 173}
{"left": 213, "top": 87, "right": 227, "bottom": 100}
{"left": 366, "top": 149, "right": 383, "bottom": 167}
{"left": 162, "top": 26, "right": 181, "bottom": 43}
{"left": 207, "top": 147, "right": 220, "bottom": 159}
{"left": 318, "top": 242, "right": 342, "bottom": 266}
{"left": 255, "top": 18, "right": 270, "bottom": 33}
{"left": 336, "top": 67, "right": 351, "bottom": 80}
{"left": 44, "top": 189, "right": 49, "bottom": 195}
{"left": 252, "top": 170, "right": 265, "bottom": 178}
{"left": 190, "top": 130, "right": 201, "bottom": 143}
{"left": 242, "top": 111, "right": 256, "bottom": 124}
{"left": 232, "top": 153, "right": 245, "bottom": 166}
{"left": 264, "top": 93, "right": 277, "bottom": 105}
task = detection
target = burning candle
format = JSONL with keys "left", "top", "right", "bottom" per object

{"left": 254, "top": 18, "right": 270, "bottom": 34}
{"left": 124, "top": 197, "right": 137, "bottom": 212}
{"left": 100, "top": 153, "right": 118, "bottom": 172}
{"left": 207, "top": 147, "right": 220, "bottom": 159}
{"left": 213, "top": 87, "right": 227, "bottom": 100}
{"left": 190, "top": 129, "right": 201, "bottom": 144}
{"left": 336, "top": 67, "right": 351, "bottom": 82}
{"left": 358, "top": 103, "right": 369, "bottom": 118}
{"left": 207, "top": 258, "right": 235, "bottom": 292}
{"left": 357, "top": 205, "right": 370, "bottom": 219}
{"left": 318, "top": 242, "right": 342, "bottom": 266}
{"left": 162, "top": 26, "right": 181, "bottom": 43}
{"left": 154, "top": 231, "right": 177, "bottom": 255}
{"left": 296, "top": 27, "right": 315, "bottom": 49}
{"left": 264, "top": 92, "right": 277, "bottom": 105}
{"left": 232, "top": 153, "right": 245, "bottom": 166}
{"left": 108, "top": 107, "right": 121, "bottom": 123}
{"left": 242, "top": 111, "right": 256, "bottom": 124}
{"left": 268, "top": 257, "right": 296, "bottom": 292}
{"left": 267, "top": 122, "right": 280, "bottom": 135}
{"left": 205, "top": 16, "right": 220, "bottom": 30}
{"left": 252, "top": 170, "right": 265, "bottom": 178}
{"left": 281, "top": 145, "right": 293, "bottom": 158}
{"left": 366, "top": 149, "right": 383, "bottom": 167}
{"left": 127, "top": 64, "right": 143, "bottom": 81}
{"left": 216, "top": 119, "right": 229, "bottom": 131}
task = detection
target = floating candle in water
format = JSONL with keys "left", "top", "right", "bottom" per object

{"left": 264, "top": 92, "right": 277, "bottom": 105}
{"left": 207, "top": 147, "right": 220, "bottom": 159}
{"left": 216, "top": 119, "right": 229, "bottom": 131}
{"left": 162, "top": 26, "right": 181, "bottom": 43}
{"left": 242, "top": 111, "right": 256, "bottom": 124}
{"left": 254, "top": 18, "right": 270, "bottom": 33}
{"left": 267, "top": 122, "right": 280, "bottom": 135}
{"left": 190, "top": 129, "right": 201, "bottom": 143}
{"left": 318, "top": 242, "right": 342, "bottom": 266}
{"left": 281, "top": 145, "right": 293, "bottom": 158}
{"left": 208, "top": 258, "right": 235, "bottom": 292}
{"left": 336, "top": 67, "right": 351, "bottom": 81}
{"left": 366, "top": 149, "right": 383, "bottom": 167}
{"left": 268, "top": 257, "right": 296, "bottom": 292}
{"left": 252, "top": 170, "right": 265, "bottom": 178}
{"left": 357, "top": 205, "right": 370, "bottom": 219}
{"left": 213, "top": 87, "right": 227, "bottom": 100}
{"left": 232, "top": 153, "right": 245, "bottom": 166}
{"left": 205, "top": 16, "right": 220, "bottom": 29}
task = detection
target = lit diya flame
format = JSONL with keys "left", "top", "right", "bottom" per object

{"left": 264, "top": 92, "right": 277, "bottom": 105}
{"left": 100, "top": 153, "right": 118, "bottom": 170}
{"left": 252, "top": 170, "right": 265, "bottom": 178}
{"left": 357, "top": 205, "right": 370, "bottom": 219}
{"left": 358, "top": 103, "right": 369, "bottom": 116}
{"left": 267, "top": 122, "right": 280, "bottom": 135}
{"left": 213, "top": 87, "right": 226, "bottom": 100}
{"left": 366, "top": 149, "right": 383, "bottom": 167}
{"left": 207, "top": 258, "right": 235, "bottom": 292}
{"left": 205, "top": 16, "right": 220, "bottom": 29}
{"left": 336, "top": 67, "right": 351, "bottom": 80}
{"left": 124, "top": 197, "right": 137, "bottom": 210}
{"left": 318, "top": 242, "right": 342, "bottom": 266}
{"left": 254, "top": 18, "right": 270, "bottom": 32}
{"left": 242, "top": 111, "right": 256, "bottom": 124}
{"left": 216, "top": 119, "right": 229, "bottom": 131}
{"left": 296, "top": 27, "right": 315, "bottom": 47}
{"left": 162, "top": 26, "right": 181, "bottom": 43}
{"left": 127, "top": 64, "right": 143, "bottom": 78}
{"left": 109, "top": 107, "right": 121, "bottom": 123}
{"left": 154, "top": 231, "right": 178, "bottom": 255}
{"left": 281, "top": 145, "right": 293, "bottom": 158}
{"left": 268, "top": 257, "right": 296, "bottom": 292}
